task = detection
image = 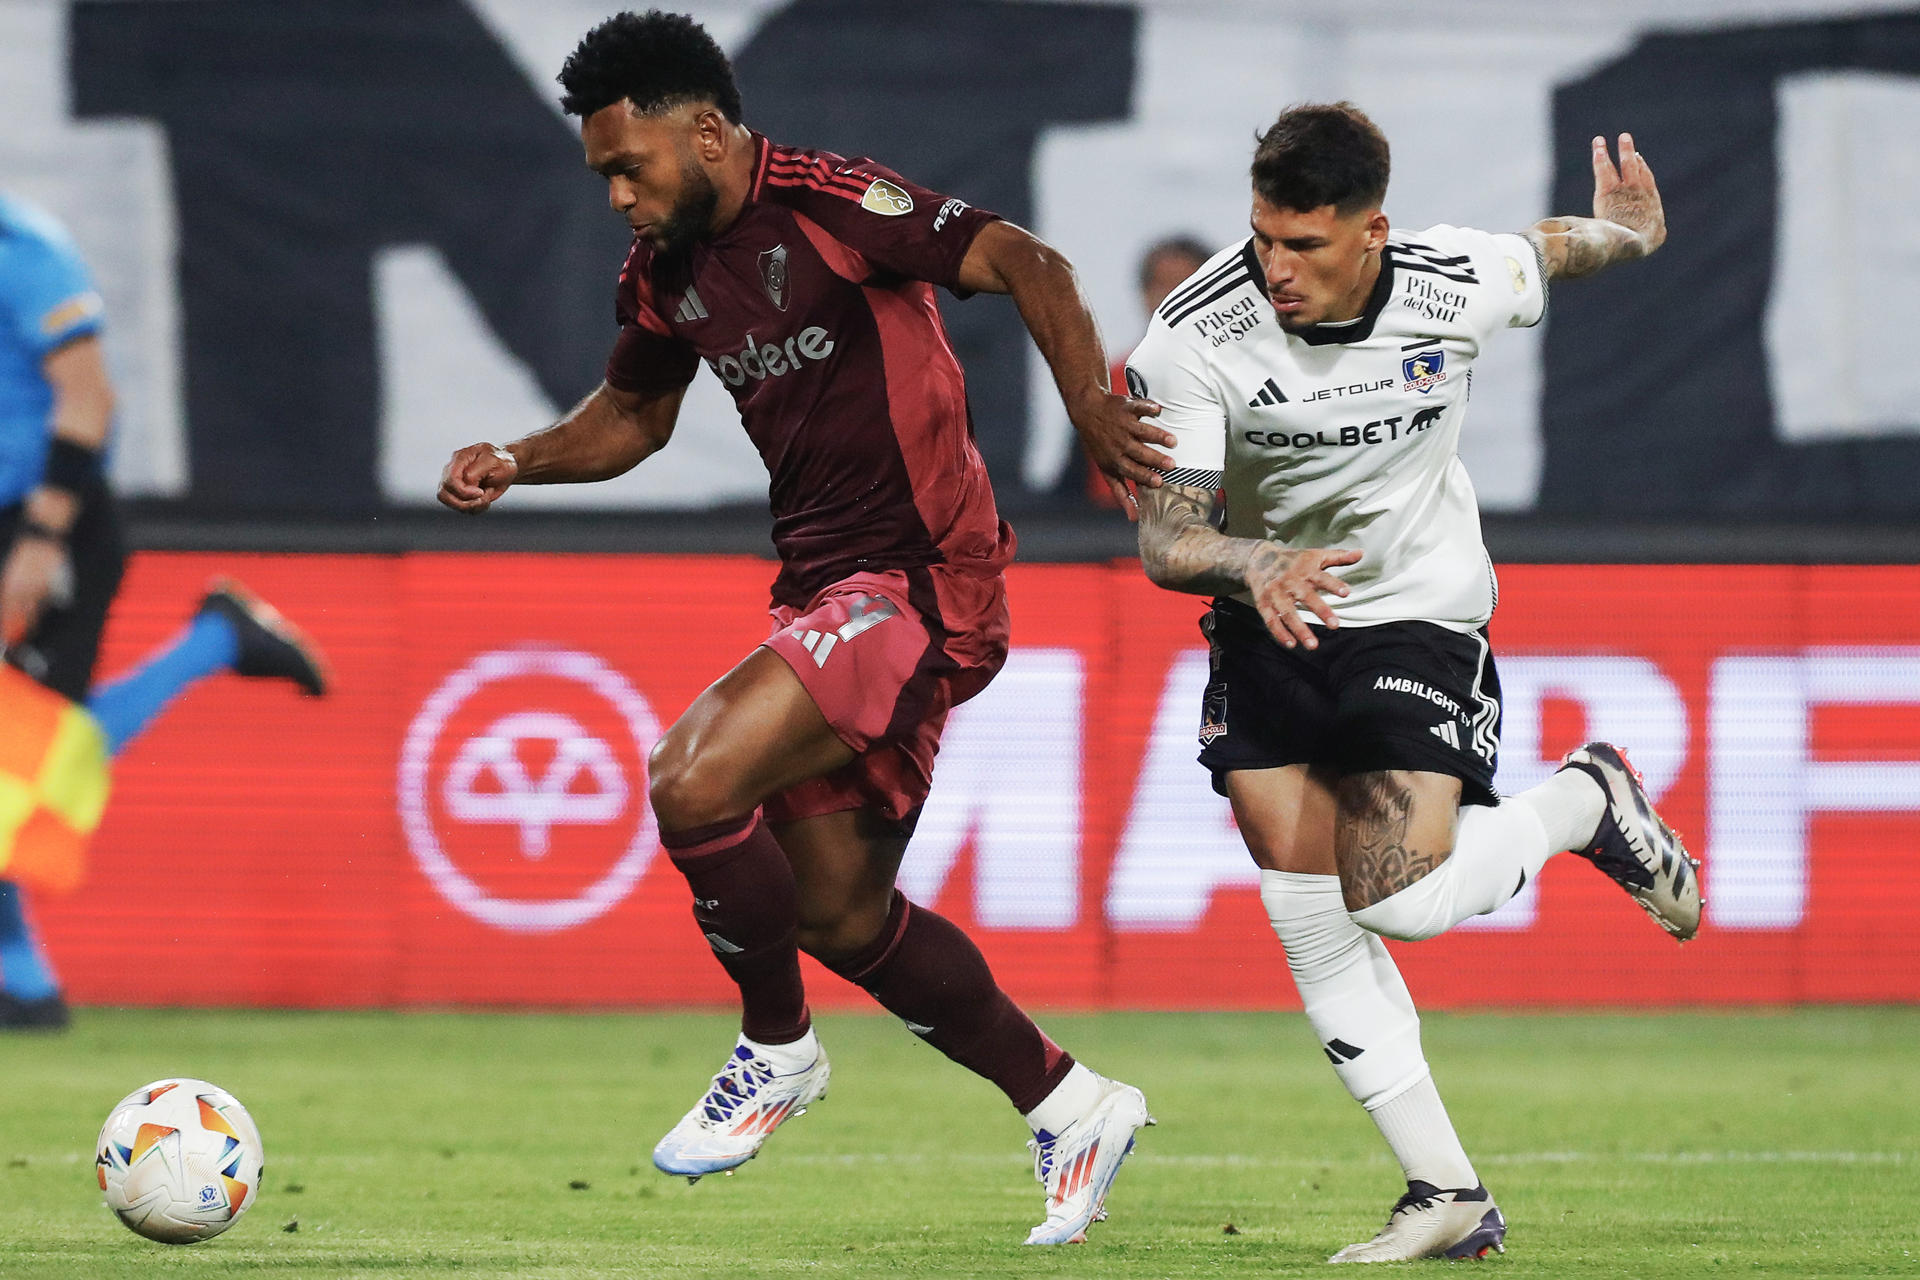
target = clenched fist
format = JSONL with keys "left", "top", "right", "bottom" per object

{"left": 438, "top": 443, "right": 519, "bottom": 513}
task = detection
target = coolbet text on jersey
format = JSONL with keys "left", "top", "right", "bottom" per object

{"left": 1125, "top": 225, "right": 1547, "bottom": 632}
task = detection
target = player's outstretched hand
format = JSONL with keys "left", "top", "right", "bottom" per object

{"left": 438, "top": 443, "right": 519, "bottom": 513}
{"left": 1072, "top": 392, "right": 1176, "bottom": 522}
{"left": 1245, "top": 545, "right": 1362, "bottom": 651}
{"left": 1592, "top": 132, "right": 1665, "bottom": 255}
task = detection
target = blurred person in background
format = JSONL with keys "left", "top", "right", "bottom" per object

{"left": 1085, "top": 235, "right": 1211, "bottom": 508}
{"left": 1128, "top": 104, "right": 1691, "bottom": 1261}
{"left": 438, "top": 9, "right": 1171, "bottom": 1245}
{"left": 0, "top": 193, "right": 328, "bottom": 1032}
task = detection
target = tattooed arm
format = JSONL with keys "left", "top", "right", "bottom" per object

{"left": 1526, "top": 132, "right": 1667, "bottom": 279}
{"left": 1137, "top": 482, "right": 1360, "bottom": 651}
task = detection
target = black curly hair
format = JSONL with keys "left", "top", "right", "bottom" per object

{"left": 557, "top": 10, "right": 743, "bottom": 122}
{"left": 1250, "top": 102, "right": 1390, "bottom": 215}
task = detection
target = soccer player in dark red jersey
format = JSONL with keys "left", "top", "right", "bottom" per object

{"left": 437, "top": 11, "right": 1169, "bottom": 1244}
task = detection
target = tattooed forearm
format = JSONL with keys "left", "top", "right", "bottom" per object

{"left": 1527, "top": 217, "right": 1651, "bottom": 280}
{"left": 1335, "top": 773, "right": 1449, "bottom": 911}
{"left": 1137, "top": 482, "right": 1275, "bottom": 597}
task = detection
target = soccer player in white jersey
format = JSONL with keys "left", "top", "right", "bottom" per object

{"left": 1125, "top": 103, "right": 1700, "bottom": 1263}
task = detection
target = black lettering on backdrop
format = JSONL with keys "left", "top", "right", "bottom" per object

{"left": 732, "top": 0, "right": 1136, "bottom": 507}
{"left": 71, "top": 0, "right": 1138, "bottom": 513}
{"left": 72, "top": 0, "right": 626, "bottom": 513}
{"left": 1540, "top": 13, "right": 1920, "bottom": 518}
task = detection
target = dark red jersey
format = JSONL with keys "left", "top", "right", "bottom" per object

{"left": 605, "top": 133, "right": 1015, "bottom": 607}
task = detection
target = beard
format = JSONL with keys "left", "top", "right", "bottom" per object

{"left": 650, "top": 159, "right": 720, "bottom": 258}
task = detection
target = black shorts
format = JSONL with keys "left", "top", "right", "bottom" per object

{"left": 1, "top": 476, "right": 126, "bottom": 702}
{"left": 1196, "top": 597, "right": 1502, "bottom": 806}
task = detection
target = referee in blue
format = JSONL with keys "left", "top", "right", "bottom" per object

{"left": 0, "top": 193, "right": 329, "bottom": 1030}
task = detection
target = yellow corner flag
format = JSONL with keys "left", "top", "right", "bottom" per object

{"left": 0, "top": 663, "right": 111, "bottom": 894}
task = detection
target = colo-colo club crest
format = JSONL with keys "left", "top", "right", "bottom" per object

{"left": 1402, "top": 349, "right": 1447, "bottom": 394}
{"left": 759, "top": 244, "right": 789, "bottom": 311}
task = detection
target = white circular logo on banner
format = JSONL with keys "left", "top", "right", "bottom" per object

{"left": 398, "top": 648, "right": 660, "bottom": 933}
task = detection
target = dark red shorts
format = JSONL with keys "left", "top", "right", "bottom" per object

{"left": 761, "top": 565, "right": 1009, "bottom": 824}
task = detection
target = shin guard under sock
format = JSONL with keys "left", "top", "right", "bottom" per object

{"left": 1261, "top": 871, "right": 1474, "bottom": 1187}
{"left": 824, "top": 891, "right": 1072, "bottom": 1113}
{"left": 661, "top": 812, "right": 809, "bottom": 1044}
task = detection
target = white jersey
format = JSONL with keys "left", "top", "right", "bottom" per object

{"left": 1125, "top": 224, "right": 1547, "bottom": 632}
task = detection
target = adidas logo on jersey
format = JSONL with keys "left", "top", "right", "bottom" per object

{"left": 673, "top": 287, "right": 709, "bottom": 324}
{"left": 1247, "top": 377, "right": 1287, "bottom": 408}
{"left": 1430, "top": 721, "right": 1461, "bottom": 750}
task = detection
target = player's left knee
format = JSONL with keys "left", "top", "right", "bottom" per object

{"left": 647, "top": 736, "right": 748, "bottom": 832}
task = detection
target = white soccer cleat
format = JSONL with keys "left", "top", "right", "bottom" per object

{"left": 1022, "top": 1076, "right": 1154, "bottom": 1245}
{"left": 651, "top": 1040, "right": 830, "bottom": 1182}
{"left": 1559, "top": 741, "right": 1703, "bottom": 941}
{"left": 1329, "top": 1180, "right": 1507, "bottom": 1263}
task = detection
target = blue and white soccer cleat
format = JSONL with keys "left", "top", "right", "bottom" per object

{"left": 1559, "top": 741, "right": 1703, "bottom": 941}
{"left": 1022, "top": 1075, "right": 1154, "bottom": 1245}
{"left": 1328, "top": 1181, "right": 1507, "bottom": 1263}
{"left": 651, "top": 1040, "right": 830, "bottom": 1182}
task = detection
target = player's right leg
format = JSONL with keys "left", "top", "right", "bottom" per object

{"left": 1198, "top": 603, "right": 1497, "bottom": 1259}
{"left": 644, "top": 646, "right": 855, "bottom": 1180}
{"left": 1224, "top": 764, "right": 1502, "bottom": 1262}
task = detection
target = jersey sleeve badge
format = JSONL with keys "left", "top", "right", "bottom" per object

{"left": 859, "top": 178, "right": 915, "bottom": 216}
{"left": 39, "top": 291, "right": 103, "bottom": 338}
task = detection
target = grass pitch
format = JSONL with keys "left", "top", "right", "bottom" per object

{"left": 1, "top": 1008, "right": 1915, "bottom": 1278}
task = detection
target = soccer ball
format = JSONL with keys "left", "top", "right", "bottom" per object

{"left": 94, "top": 1078, "right": 264, "bottom": 1244}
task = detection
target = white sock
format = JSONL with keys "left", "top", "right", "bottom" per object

{"left": 1261, "top": 871, "right": 1472, "bottom": 1186}
{"left": 1350, "top": 799, "right": 1554, "bottom": 941}
{"left": 1024, "top": 1061, "right": 1104, "bottom": 1135}
{"left": 1369, "top": 1074, "right": 1477, "bottom": 1189}
{"left": 741, "top": 1026, "right": 819, "bottom": 1074}
{"left": 1515, "top": 767, "right": 1606, "bottom": 853}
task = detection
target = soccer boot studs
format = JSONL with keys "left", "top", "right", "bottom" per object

{"left": 1559, "top": 741, "right": 1703, "bottom": 941}
{"left": 1329, "top": 1180, "right": 1507, "bottom": 1263}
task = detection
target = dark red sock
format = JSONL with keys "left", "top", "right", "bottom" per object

{"left": 822, "top": 891, "right": 1072, "bottom": 1113}
{"left": 661, "top": 811, "right": 810, "bottom": 1045}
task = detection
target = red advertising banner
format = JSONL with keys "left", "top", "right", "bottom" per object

{"left": 30, "top": 555, "right": 1920, "bottom": 1010}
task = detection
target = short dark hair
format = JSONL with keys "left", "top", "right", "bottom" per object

{"left": 1250, "top": 102, "right": 1390, "bottom": 215}
{"left": 1137, "top": 236, "right": 1212, "bottom": 290}
{"left": 557, "top": 10, "right": 743, "bottom": 123}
